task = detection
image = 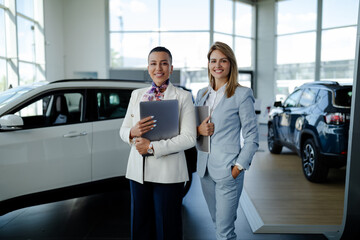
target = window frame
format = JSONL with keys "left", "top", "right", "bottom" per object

{"left": 0, "top": 0, "right": 45, "bottom": 91}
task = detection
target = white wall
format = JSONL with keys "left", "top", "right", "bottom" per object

{"left": 44, "top": 0, "right": 108, "bottom": 81}
{"left": 256, "top": 0, "right": 276, "bottom": 124}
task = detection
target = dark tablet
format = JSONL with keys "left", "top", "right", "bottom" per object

{"left": 139, "top": 99, "right": 179, "bottom": 141}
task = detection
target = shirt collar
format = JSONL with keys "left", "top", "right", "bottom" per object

{"left": 208, "top": 83, "right": 227, "bottom": 95}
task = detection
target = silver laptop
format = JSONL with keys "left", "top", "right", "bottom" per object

{"left": 139, "top": 99, "right": 179, "bottom": 141}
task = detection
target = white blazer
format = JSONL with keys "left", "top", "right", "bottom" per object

{"left": 120, "top": 83, "right": 196, "bottom": 184}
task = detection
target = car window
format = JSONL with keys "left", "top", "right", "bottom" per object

{"left": 96, "top": 89, "right": 132, "bottom": 120}
{"left": 315, "top": 89, "right": 330, "bottom": 110}
{"left": 283, "top": 89, "right": 302, "bottom": 108}
{"left": 299, "top": 88, "right": 318, "bottom": 107}
{"left": 334, "top": 87, "right": 352, "bottom": 107}
{"left": 12, "top": 91, "right": 84, "bottom": 129}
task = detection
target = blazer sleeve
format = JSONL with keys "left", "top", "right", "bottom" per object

{"left": 152, "top": 91, "right": 197, "bottom": 158}
{"left": 119, "top": 90, "right": 138, "bottom": 145}
{"left": 236, "top": 88, "right": 259, "bottom": 169}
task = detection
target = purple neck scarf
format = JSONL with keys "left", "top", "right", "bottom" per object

{"left": 142, "top": 79, "right": 169, "bottom": 101}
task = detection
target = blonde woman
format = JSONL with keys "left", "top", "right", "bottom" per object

{"left": 195, "top": 42, "right": 259, "bottom": 240}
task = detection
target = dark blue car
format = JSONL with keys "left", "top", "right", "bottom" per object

{"left": 267, "top": 81, "right": 352, "bottom": 182}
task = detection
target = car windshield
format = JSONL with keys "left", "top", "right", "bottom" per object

{"left": 0, "top": 82, "right": 47, "bottom": 109}
{"left": 334, "top": 87, "right": 352, "bottom": 107}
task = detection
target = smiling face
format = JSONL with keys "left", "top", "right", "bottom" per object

{"left": 208, "top": 49, "right": 231, "bottom": 84}
{"left": 148, "top": 51, "right": 173, "bottom": 87}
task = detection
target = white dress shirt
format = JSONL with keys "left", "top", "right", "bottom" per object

{"left": 205, "top": 84, "right": 226, "bottom": 115}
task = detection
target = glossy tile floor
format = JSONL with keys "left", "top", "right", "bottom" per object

{"left": 0, "top": 125, "right": 328, "bottom": 240}
{"left": 0, "top": 175, "right": 327, "bottom": 240}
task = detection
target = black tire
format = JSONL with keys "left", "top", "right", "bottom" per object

{"left": 267, "top": 124, "right": 283, "bottom": 154}
{"left": 301, "top": 138, "right": 329, "bottom": 183}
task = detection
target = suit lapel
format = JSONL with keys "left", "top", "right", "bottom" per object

{"left": 163, "top": 83, "right": 178, "bottom": 100}
{"left": 198, "top": 90, "right": 210, "bottom": 106}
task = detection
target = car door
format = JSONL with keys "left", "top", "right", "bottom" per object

{"left": 90, "top": 88, "right": 132, "bottom": 181}
{"left": 278, "top": 89, "right": 303, "bottom": 142}
{"left": 0, "top": 90, "right": 92, "bottom": 202}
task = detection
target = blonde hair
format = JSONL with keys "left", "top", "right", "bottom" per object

{"left": 207, "top": 41, "right": 240, "bottom": 98}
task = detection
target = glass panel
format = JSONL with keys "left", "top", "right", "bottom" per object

{"left": 276, "top": 32, "right": 316, "bottom": 97}
{"left": 238, "top": 72, "right": 251, "bottom": 88}
{"left": 96, "top": 89, "right": 132, "bottom": 120}
{"left": 277, "top": 33, "right": 316, "bottom": 65}
{"left": 109, "top": 0, "right": 158, "bottom": 31}
{"left": 321, "top": 27, "right": 357, "bottom": 62}
{"left": 160, "top": 32, "right": 209, "bottom": 68}
{"left": 110, "top": 32, "right": 159, "bottom": 68}
{"left": 182, "top": 69, "right": 208, "bottom": 98}
{"left": 235, "top": 37, "right": 252, "bottom": 68}
{"left": 16, "top": 0, "right": 34, "bottom": 19}
{"left": 0, "top": 85, "right": 33, "bottom": 107}
{"left": 17, "top": 16, "right": 35, "bottom": 62}
{"left": 235, "top": 2, "right": 253, "bottom": 37}
{"left": 0, "top": 59, "right": 6, "bottom": 92}
{"left": 16, "top": 96, "right": 44, "bottom": 117}
{"left": 0, "top": 9, "right": 5, "bottom": 57}
{"left": 284, "top": 89, "right": 303, "bottom": 108}
{"left": 277, "top": 0, "right": 317, "bottom": 35}
{"left": 36, "top": 64, "right": 46, "bottom": 81}
{"left": 161, "top": 0, "right": 209, "bottom": 30}
{"left": 334, "top": 87, "right": 352, "bottom": 107}
{"left": 299, "top": 88, "right": 318, "bottom": 107}
{"left": 0, "top": 0, "right": 4, "bottom": 5}
{"left": 214, "top": 33, "right": 233, "bottom": 49}
{"left": 214, "top": 0, "right": 233, "bottom": 34}
{"left": 323, "top": 0, "right": 359, "bottom": 29}
{"left": 19, "top": 62, "right": 35, "bottom": 85}
{"left": 320, "top": 27, "right": 356, "bottom": 83}
{"left": 276, "top": 63, "right": 315, "bottom": 81}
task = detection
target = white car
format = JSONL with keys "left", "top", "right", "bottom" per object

{"left": 0, "top": 79, "right": 196, "bottom": 215}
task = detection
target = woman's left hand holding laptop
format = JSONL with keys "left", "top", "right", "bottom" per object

{"left": 130, "top": 115, "right": 157, "bottom": 155}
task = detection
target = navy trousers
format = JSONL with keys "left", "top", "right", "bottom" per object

{"left": 129, "top": 180, "right": 184, "bottom": 240}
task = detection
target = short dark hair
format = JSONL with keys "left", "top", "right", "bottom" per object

{"left": 148, "top": 46, "right": 172, "bottom": 64}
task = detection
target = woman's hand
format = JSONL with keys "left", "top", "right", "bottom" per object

{"left": 130, "top": 116, "right": 156, "bottom": 139}
{"left": 231, "top": 166, "right": 242, "bottom": 179}
{"left": 197, "top": 116, "right": 214, "bottom": 136}
{"left": 135, "top": 137, "right": 151, "bottom": 155}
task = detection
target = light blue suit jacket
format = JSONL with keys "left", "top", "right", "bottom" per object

{"left": 195, "top": 86, "right": 259, "bottom": 180}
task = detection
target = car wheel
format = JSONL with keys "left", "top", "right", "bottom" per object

{"left": 301, "top": 138, "right": 329, "bottom": 182}
{"left": 268, "top": 124, "right": 283, "bottom": 154}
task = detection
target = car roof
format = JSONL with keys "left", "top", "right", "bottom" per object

{"left": 0, "top": 79, "right": 151, "bottom": 114}
{"left": 50, "top": 78, "right": 153, "bottom": 85}
{"left": 300, "top": 81, "right": 352, "bottom": 90}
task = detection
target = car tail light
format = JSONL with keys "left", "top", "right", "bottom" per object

{"left": 324, "top": 113, "right": 350, "bottom": 125}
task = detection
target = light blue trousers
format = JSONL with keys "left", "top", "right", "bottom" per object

{"left": 200, "top": 169, "right": 245, "bottom": 240}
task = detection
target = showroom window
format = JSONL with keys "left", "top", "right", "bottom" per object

{"left": 275, "top": 0, "right": 359, "bottom": 101}
{"left": 108, "top": 0, "right": 255, "bottom": 95}
{"left": 0, "top": 0, "right": 45, "bottom": 91}
{"left": 0, "top": 6, "right": 6, "bottom": 91}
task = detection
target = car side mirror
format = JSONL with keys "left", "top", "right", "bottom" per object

{"left": 273, "top": 101, "right": 283, "bottom": 107}
{"left": 0, "top": 114, "right": 24, "bottom": 130}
